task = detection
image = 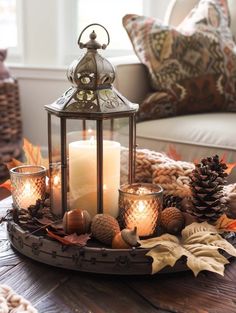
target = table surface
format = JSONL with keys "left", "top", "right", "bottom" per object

{"left": 1, "top": 188, "right": 236, "bottom": 313}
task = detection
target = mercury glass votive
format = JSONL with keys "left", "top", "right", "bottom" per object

{"left": 10, "top": 165, "right": 47, "bottom": 210}
{"left": 119, "top": 183, "right": 163, "bottom": 237}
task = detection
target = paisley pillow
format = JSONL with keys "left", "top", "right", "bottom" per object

{"left": 123, "top": 0, "right": 236, "bottom": 121}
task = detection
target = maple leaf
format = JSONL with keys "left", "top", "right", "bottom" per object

{"left": 140, "top": 222, "right": 236, "bottom": 276}
{"left": 166, "top": 145, "right": 182, "bottom": 161}
{"left": 46, "top": 229, "right": 91, "bottom": 247}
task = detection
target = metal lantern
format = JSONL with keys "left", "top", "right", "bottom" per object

{"left": 45, "top": 24, "right": 139, "bottom": 218}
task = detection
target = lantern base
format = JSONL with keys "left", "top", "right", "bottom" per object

{"left": 7, "top": 219, "right": 236, "bottom": 275}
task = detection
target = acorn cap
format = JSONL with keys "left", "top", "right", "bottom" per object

{"left": 121, "top": 227, "right": 139, "bottom": 247}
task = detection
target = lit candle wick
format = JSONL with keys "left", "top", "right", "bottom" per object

{"left": 138, "top": 201, "right": 145, "bottom": 213}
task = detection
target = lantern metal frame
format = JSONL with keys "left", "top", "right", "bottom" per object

{"left": 45, "top": 24, "right": 139, "bottom": 216}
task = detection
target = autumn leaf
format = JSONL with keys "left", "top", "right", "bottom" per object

{"left": 140, "top": 222, "right": 236, "bottom": 276}
{"left": 215, "top": 214, "right": 236, "bottom": 232}
{"left": 46, "top": 228, "right": 90, "bottom": 247}
{"left": 5, "top": 158, "right": 23, "bottom": 170}
{"left": 166, "top": 145, "right": 182, "bottom": 161}
{"left": 23, "top": 138, "right": 48, "bottom": 168}
{"left": 0, "top": 179, "right": 11, "bottom": 191}
{"left": 219, "top": 153, "right": 236, "bottom": 175}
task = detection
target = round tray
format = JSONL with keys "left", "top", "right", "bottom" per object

{"left": 7, "top": 220, "right": 236, "bottom": 275}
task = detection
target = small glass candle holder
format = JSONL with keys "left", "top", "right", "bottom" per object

{"left": 119, "top": 183, "right": 163, "bottom": 237}
{"left": 10, "top": 165, "right": 47, "bottom": 210}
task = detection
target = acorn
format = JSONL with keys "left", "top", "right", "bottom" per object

{"left": 112, "top": 227, "right": 139, "bottom": 249}
{"left": 63, "top": 208, "right": 91, "bottom": 235}
{"left": 161, "top": 207, "right": 185, "bottom": 235}
{"left": 91, "top": 214, "right": 120, "bottom": 245}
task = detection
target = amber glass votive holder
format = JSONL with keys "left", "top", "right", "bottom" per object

{"left": 119, "top": 183, "right": 163, "bottom": 237}
{"left": 10, "top": 165, "right": 47, "bottom": 210}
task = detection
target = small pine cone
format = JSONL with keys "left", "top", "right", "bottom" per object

{"left": 91, "top": 214, "right": 120, "bottom": 245}
{"left": 163, "top": 195, "right": 182, "bottom": 210}
{"left": 161, "top": 207, "right": 185, "bottom": 235}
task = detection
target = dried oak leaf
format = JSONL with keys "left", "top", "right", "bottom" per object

{"left": 140, "top": 222, "right": 236, "bottom": 277}
{"left": 215, "top": 214, "right": 236, "bottom": 232}
{"left": 46, "top": 228, "right": 90, "bottom": 247}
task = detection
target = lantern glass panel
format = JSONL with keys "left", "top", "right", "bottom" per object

{"left": 49, "top": 114, "right": 63, "bottom": 216}
{"left": 65, "top": 117, "right": 131, "bottom": 218}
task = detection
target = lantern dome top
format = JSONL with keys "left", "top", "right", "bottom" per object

{"left": 45, "top": 24, "right": 138, "bottom": 119}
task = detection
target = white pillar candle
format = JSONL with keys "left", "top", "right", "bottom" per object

{"left": 69, "top": 139, "right": 120, "bottom": 217}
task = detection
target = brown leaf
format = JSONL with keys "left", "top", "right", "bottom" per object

{"left": 64, "top": 233, "right": 91, "bottom": 246}
{"left": 46, "top": 228, "right": 90, "bottom": 247}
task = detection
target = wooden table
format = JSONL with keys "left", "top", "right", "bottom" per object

{"left": 1, "top": 188, "right": 236, "bottom": 313}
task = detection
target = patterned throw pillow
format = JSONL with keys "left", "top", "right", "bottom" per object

{"left": 123, "top": 0, "right": 236, "bottom": 121}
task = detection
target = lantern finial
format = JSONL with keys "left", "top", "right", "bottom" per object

{"left": 78, "top": 23, "right": 110, "bottom": 51}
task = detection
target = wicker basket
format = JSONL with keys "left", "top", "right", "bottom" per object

{"left": 0, "top": 78, "right": 22, "bottom": 180}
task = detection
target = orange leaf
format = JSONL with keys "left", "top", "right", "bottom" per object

{"left": 225, "top": 162, "right": 236, "bottom": 175}
{"left": 215, "top": 214, "right": 236, "bottom": 232}
{"left": 166, "top": 145, "right": 182, "bottom": 161}
{"left": 5, "top": 158, "right": 23, "bottom": 170}
{"left": 0, "top": 179, "right": 11, "bottom": 191}
{"left": 23, "top": 138, "right": 48, "bottom": 168}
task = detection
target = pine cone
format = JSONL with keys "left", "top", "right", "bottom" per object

{"left": 189, "top": 156, "right": 227, "bottom": 222}
{"left": 163, "top": 195, "right": 182, "bottom": 210}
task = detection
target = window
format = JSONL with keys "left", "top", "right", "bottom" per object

{"left": 3, "top": 0, "right": 171, "bottom": 66}
{"left": 0, "top": 0, "right": 17, "bottom": 48}
{"left": 77, "top": 0, "right": 144, "bottom": 56}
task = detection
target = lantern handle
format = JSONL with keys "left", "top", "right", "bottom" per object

{"left": 78, "top": 23, "right": 110, "bottom": 50}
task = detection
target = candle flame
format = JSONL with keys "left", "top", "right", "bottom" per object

{"left": 138, "top": 201, "right": 145, "bottom": 213}
{"left": 103, "top": 184, "right": 107, "bottom": 190}
{"left": 89, "top": 136, "right": 95, "bottom": 145}
{"left": 53, "top": 175, "right": 60, "bottom": 186}
{"left": 24, "top": 182, "right": 31, "bottom": 194}
{"left": 88, "top": 128, "right": 93, "bottom": 134}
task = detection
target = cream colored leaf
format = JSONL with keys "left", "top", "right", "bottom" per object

{"left": 181, "top": 222, "right": 217, "bottom": 241}
{"left": 146, "top": 244, "right": 183, "bottom": 274}
{"left": 141, "top": 222, "right": 236, "bottom": 276}
{"left": 140, "top": 233, "right": 179, "bottom": 249}
{"left": 183, "top": 244, "right": 229, "bottom": 277}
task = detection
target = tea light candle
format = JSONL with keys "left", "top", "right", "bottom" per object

{"left": 119, "top": 183, "right": 163, "bottom": 237}
{"left": 69, "top": 139, "right": 120, "bottom": 217}
{"left": 10, "top": 165, "right": 46, "bottom": 210}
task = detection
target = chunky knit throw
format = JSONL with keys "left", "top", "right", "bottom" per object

{"left": 0, "top": 285, "right": 37, "bottom": 313}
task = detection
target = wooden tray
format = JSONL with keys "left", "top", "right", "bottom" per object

{"left": 7, "top": 219, "right": 236, "bottom": 275}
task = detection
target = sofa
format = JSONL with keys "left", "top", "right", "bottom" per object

{"left": 113, "top": 0, "right": 236, "bottom": 182}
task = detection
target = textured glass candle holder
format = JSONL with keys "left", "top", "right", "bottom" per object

{"left": 119, "top": 183, "right": 163, "bottom": 237}
{"left": 10, "top": 165, "right": 47, "bottom": 210}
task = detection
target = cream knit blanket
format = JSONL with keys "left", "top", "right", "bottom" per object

{"left": 0, "top": 285, "right": 37, "bottom": 313}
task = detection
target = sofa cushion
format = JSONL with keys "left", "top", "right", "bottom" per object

{"left": 123, "top": 0, "right": 236, "bottom": 121}
{"left": 136, "top": 112, "right": 236, "bottom": 181}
